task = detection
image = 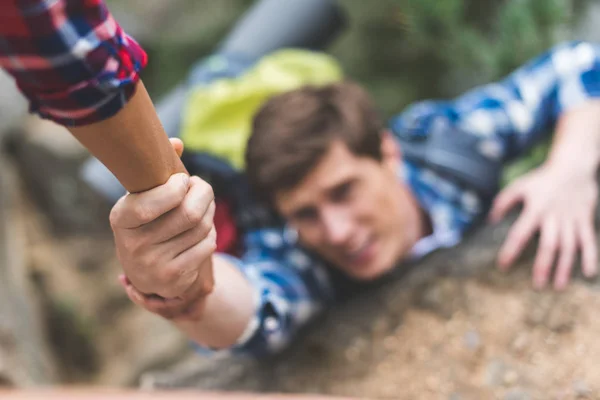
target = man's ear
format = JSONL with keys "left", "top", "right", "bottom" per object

{"left": 380, "top": 130, "right": 401, "bottom": 171}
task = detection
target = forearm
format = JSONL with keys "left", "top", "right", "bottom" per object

{"left": 68, "top": 81, "right": 186, "bottom": 193}
{"left": 546, "top": 99, "right": 600, "bottom": 176}
{"left": 173, "top": 255, "right": 255, "bottom": 349}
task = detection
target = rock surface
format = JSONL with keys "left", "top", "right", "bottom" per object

{"left": 0, "top": 157, "right": 57, "bottom": 387}
{"left": 7, "top": 116, "right": 112, "bottom": 236}
{"left": 138, "top": 205, "right": 600, "bottom": 400}
{"left": 8, "top": 124, "right": 600, "bottom": 397}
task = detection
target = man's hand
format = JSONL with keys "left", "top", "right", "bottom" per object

{"left": 489, "top": 162, "right": 598, "bottom": 290}
{"left": 111, "top": 139, "right": 217, "bottom": 321}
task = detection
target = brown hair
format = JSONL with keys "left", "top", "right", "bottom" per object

{"left": 245, "top": 80, "right": 384, "bottom": 204}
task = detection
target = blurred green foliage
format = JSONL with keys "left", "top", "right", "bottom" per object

{"left": 328, "top": 0, "right": 574, "bottom": 115}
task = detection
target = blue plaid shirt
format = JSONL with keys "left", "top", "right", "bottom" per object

{"left": 201, "top": 41, "right": 600, "bottom": 358}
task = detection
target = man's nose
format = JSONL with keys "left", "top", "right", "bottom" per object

{"left": 321, "top": 208, "right": 353, "bottom": 246}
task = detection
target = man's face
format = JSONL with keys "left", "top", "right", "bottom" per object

{"left": 275, "top": 135, "right": 423, "bottom": 280}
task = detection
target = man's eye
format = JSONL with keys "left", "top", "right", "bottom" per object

{"left": 293, "top": 208, "right": 318, "bottom": 222}
{"left": 331, "top": 182, "right": 354, "bottom": 203}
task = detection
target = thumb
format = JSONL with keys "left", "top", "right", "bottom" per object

{"left": 489, "top": 181, "right": 524, "bottom": 223}
{"left": 169, "top": 138, "right": 185, "bottom": 158}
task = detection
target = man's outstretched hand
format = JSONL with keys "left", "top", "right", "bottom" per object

{"left": 489, "top": 162, "right": 598, "bottom": 291}
{"left": 111, "top": 138, "right": 217, "bottom": 321}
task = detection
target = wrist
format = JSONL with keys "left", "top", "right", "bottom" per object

{"left": 546, "top": 149, "right": 599, "bottom": 180}
{"left": 172, "top": 256, "right": 256, "bottom": 350}
{"left": 549, "top": 100, "right": 600, "bottom": 178}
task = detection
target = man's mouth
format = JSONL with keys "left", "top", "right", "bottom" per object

{"left": 345, "top": 236, "right": 376, "bottom": 265}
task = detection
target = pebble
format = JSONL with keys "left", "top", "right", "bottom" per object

{"left": 464, "top": 329, "right": 481, "bottom": 351}
{"left": 503, "top": 370, "right": 519, "bottom": 386}
{"left": 485, "top": 359, "right": 507, "bottom": 387}
{"left": 573, "top": 380, "right": 592, "bottom": 398}
{"left": 575, "top": 344, "right": 587, "bottom": 356}
{"left": 511, "top": 333, "right": 529, "bottom": 355}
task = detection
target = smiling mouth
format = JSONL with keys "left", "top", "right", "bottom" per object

{"left": 346, "top": 236, "right": 376, "bottom": 265}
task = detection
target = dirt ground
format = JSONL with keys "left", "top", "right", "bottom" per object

{"left": 17, "top": 184, "right": 600, "bottom": 400}
{"left": 321, "top": 274, "right": 600, "bottom": 400}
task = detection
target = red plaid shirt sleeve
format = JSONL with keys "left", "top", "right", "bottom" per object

{"left": 0, "top": 0, "right": 148, "bottom": 127}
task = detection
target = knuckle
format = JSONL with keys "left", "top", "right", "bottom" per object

{"left": 159, "top": 264, "right": 183, "bottom": 286}
{"left": 194, "top": 176, "right": 214, "bottom": 197}
{"left": 208, "top": 229, "right": 218, "bottom": 253}
{"left": 174, "top": 174, "right": 189, "bottom": 201}
{"left": 207, "top": 201, "right": 217, "bottom": 221}
{"left": 131, "top": 202, "right": 153, "bottom": 225}
{"left": 109, "top": 207, "right": 121, "bottom": 229}
{"left": 121, "top": 236, "right": 140, "bottom": 255}
{"left": 199, "top": 217, "right": 214, "bottom": 237}
{"left": 201, "top": 278, "right": 215, "bottom": 296}
{"left": 109, "top": 198, "right": 127, "bottom": 228}
{"left": 183, "top": 201, "right": 204, "bottom": 226}
{"left": 124, "top": 238, "right": 153, "bottom": 262}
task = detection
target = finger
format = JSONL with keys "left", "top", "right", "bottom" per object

{"left": 161, "top": 202, "right": 216, "bottom": 259}
{"left": 123, "top": 277, "right": 189, "bottom": 319}
{"left": 173, "top": 227, "right": 217, "bottom": 297}
{"left": 110, "top": 173, "right": 190, "bottom": 229}
{"left": 144, "top": 177, "right": 215, "bottom": 243}
{"left": 169, "top": 138, "right": 185, "bottom": 158}
{"left": 553, "top": 223, "right": 577, "bottom": 291}
{"left": 142, "top": 294, "right": 187, "bottom": 320}
{"left": 154, "top": 227, "right": 217, "bottom": 299}
{"left": 497, "top": 209, "right": 539, "bottom": 271}
{"left": 578, "top": 220, "right": 598, "bottom": 278}
{"left": 489, "top": 181, "right": 524, "bottom": 223}
{"left": 531, "top": 218, "right": 559, "bottom": 290}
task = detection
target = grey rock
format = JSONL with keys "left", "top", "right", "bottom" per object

{"left": 464, "top": 329, "right": 481, "bottom": 351}
{"left": 0, "top": 70, "right": 27, "bottom": 142}
{"left": 415, "top": 278, "right": 468, "bottom": 319}
{"left": 7, "top": 117, "right": 112, "bottom": 236}
{"left": 485, "top": 359, "right": 507, "bottom": 387}
{"left": 573, "top": 380, "right": 592, "bottom": 398}
{"left": 139, "top": 192, "right": 600, "bottom": 397}
{"left": 0, "top": 157, "right": 57, "bottom": 386}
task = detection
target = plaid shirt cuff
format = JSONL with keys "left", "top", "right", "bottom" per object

{"left": 19, "top": 29, "right": 148, "bottom": 127}
{"left": 1, "top": 0, "right": 148, "bottom": 127}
